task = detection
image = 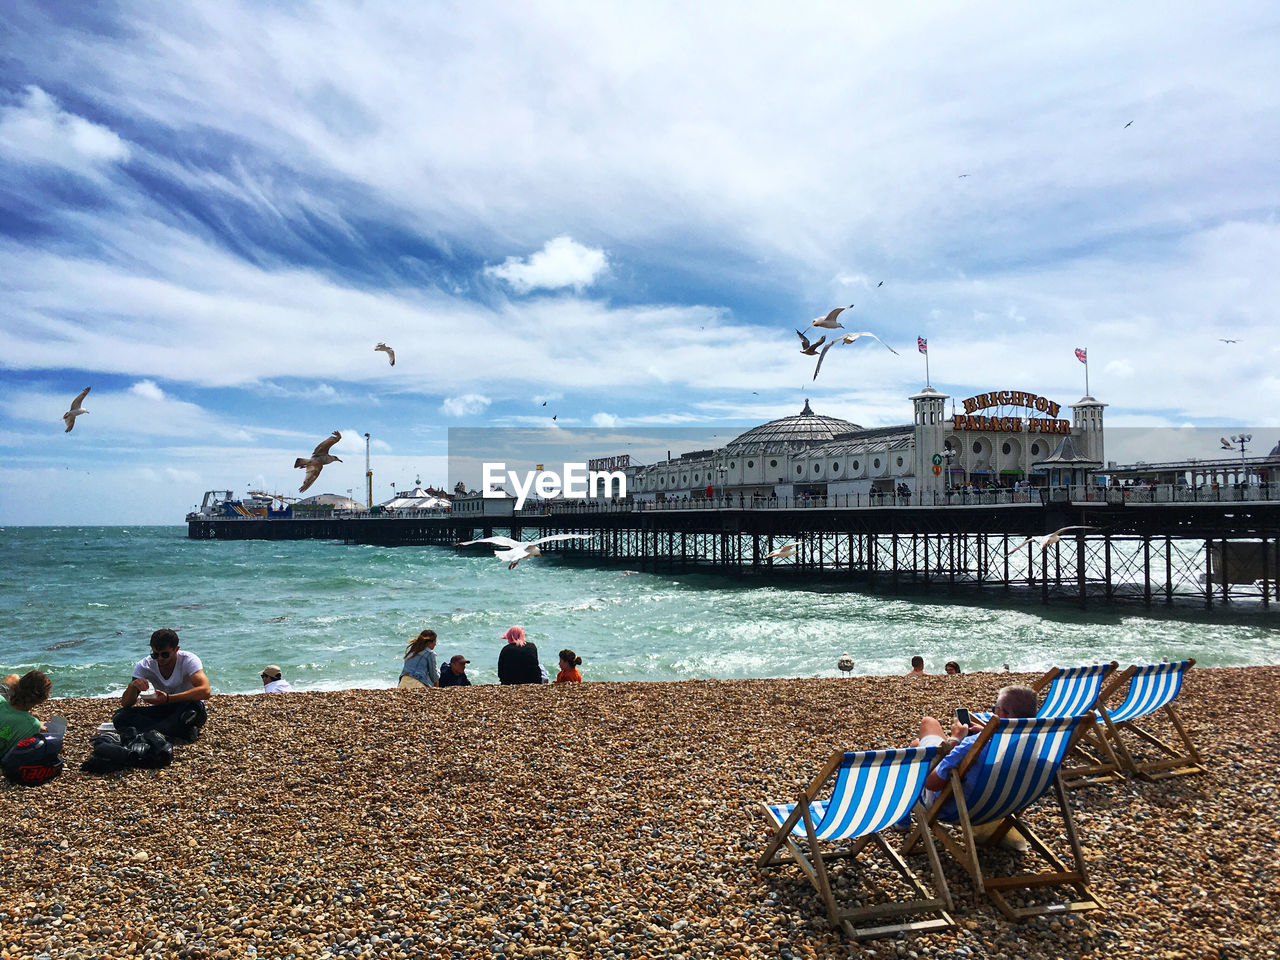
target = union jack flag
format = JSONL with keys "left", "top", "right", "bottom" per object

{"left": 918, "top": 337, "right": 927, "bottom": 354}
{"left": 1075, "top": 347, "right": 1087, "bottom": 364}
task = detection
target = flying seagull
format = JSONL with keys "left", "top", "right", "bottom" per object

{"left": 295, "top": 431, "right": 342, "bottom": 493}
{"left": 1124, "top": 120, "right": 1133, "bottom": 128}
{"left": 1007, "top": 525, "right": 1098, "bottom": 556}
{"left": 877, "top": 280, "right": 884, "bottom": 287}
{"left": 374, "top": 342, "right": 395, "bottom": 366}
{"left": 458, "top": 533, "right": 593, "bottom": 570}
{"left": 812, "top": 331, "right": 900, "bottom": 380}
{"left": 795, "top": 329, "right": 827, "bottom": 356}
{"left": 764, "top": 542, "right": 798, "bottom": 559}
{"left": 809, "top": 305, "right": 853, "bottom": 330}
{"left": 62, "top": 387, "right": 90, "bottom": 433}
{"left": 1220, "top": 437, "right": 1234, "bottom": 450}
{"left": 1219, "top": 339, "right": 1239, "bottom": 344}
{"left": 957, "top": 173, "right": 970, "bottom": 178}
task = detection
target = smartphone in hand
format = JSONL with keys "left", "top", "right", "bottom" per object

{"left": 954, "top": 707, "right": 970, "bottom": 727}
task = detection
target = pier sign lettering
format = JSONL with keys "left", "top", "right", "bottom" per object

{"left": 955, "top": 390, "right": 1070, "bottom": 434}
{"left": 962, "top": 391, "right": 1062, "bottom": 418}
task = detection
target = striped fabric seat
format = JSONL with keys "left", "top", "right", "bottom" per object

{"left": 1106, "top": 661, "right": 1189, "bottom": 723}
{"left": 1095, "top": 659, "right": 1203, "bottom": 781}
{"left": 759, "top": 746, "right": 953, "bottom": 940}
{"left": 766, "top": 746, "right": 937, "bottom": 841}
{"left": 944, "top": 715, "right": 1085, "bottom": 825}
{"left": 903, "top": 712, "right": 1103, "bottom": 921}
{"left": 972, "top": 663, "right": 1112, "bottom": 724}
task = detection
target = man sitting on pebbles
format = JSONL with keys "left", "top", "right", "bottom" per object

{"left": 112, "top": 628, "right": 210, "bottom": 743}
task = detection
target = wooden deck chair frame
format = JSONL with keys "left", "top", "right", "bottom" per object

{"left": 1094, "top": 658, "right": 1204, "bottom": 781}
{"left": 758, "top": 748, "right": 954, "bottom": 940}
{"left": 902, "top": 716, "right": 1103, "bottom": 921}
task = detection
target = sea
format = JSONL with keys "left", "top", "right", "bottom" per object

{"left": 2, "top": 526, "right": 1278, "bottom": 699}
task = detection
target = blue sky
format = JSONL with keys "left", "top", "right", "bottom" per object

{"left": 2, "top": 2, "right": 1279, "bottom": 524}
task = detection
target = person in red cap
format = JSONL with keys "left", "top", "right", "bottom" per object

{"left": 498, "top": 626, "right": 545, "bottom": 685}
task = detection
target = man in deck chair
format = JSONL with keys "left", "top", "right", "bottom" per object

{"left": 909, "top": 685, "right": 1038, "bottom": 851}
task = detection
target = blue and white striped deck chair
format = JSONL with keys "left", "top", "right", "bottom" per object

{"left": 971, "top": 662, "right": 1123, "bottom": 783}
{"left": 758, "top": 747, "right": 954, "bottom": 940}
{"left": 903, "top": 715, "right": 1103, "bottom": 921}
{"left": 1096, "top": 658, "right": 1204, "bottom": 781}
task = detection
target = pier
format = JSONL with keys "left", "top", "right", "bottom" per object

{"left": 187, "top": 483, "right": 1280, "bottom": 608}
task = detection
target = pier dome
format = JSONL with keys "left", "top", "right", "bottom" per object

{"left": 725, "top": 399, "right": 861, "bottom": 454}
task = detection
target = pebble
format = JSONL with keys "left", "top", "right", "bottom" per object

{"left": 1, "top": 667, "right": 1273, "bottom": 958}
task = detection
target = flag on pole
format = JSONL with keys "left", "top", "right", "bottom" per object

{"left": 918, "top": 337, "right": 928, "bottom": 354}
{"left": 390, "top": 482, "right": 395, "bottom": 488}
{"left": 1075, "top": 347, "right": 1087, "bottom": 364}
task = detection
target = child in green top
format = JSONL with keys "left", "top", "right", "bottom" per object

{"left": 0, "top": 671, "right": 62, "bottom": 756}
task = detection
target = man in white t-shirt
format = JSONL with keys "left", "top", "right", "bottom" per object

{"left": 112, "top": 628, "right": 211, "bottom": 742}
{"left": 259, "top": 665, "right": 294, "bottom": 693}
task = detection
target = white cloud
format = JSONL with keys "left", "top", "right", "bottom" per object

{"left": 128, "top": 379, "right": 166, "bottom": 401}
{"left": 440, "top": 394, "right": 492, "bottom": 417}
{"left": 0, "top": 85, "right": 130, "bottom": 173}
{"left": 591, "top": 412, "right": 619, "bottom": 428}
{"left": 485, "top": 236, "right": 608, "bottom": 293}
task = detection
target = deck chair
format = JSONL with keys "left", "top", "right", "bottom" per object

{"left": 902, "top": 715, "right": 1103, "bottom": 921}
{"left": 1094, "top": 658, "right": 1204, "bottom": 781}
{"left": 758, "top": 746, "right": 954, "bottom": 940}
{"left": 971, "top": 662, "right": 1123, "bottom": 784}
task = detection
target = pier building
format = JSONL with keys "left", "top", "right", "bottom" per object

{"left": 626, "top": 387, "right": 1105, "bottom": 503}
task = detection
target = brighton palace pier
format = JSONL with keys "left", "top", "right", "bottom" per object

{"left": 189, "top": 384, "right": 1280, "bottom": 608}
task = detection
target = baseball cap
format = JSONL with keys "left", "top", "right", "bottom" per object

{"left": 450, "top": 655, "right": 470, "bottom": 665}
{"left": 260, "top": 665, "right": 283, "bottom": 680}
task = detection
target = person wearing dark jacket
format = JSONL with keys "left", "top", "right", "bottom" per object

{"left": 497, "top": 626, "right": 544, "bottom": 685}
{"left": 439, "top": 655, "right": 472, "bottom": 687}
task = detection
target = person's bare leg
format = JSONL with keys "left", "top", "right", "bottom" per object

{"left": 910, "top": 716, "right": 944, "bottom": 747}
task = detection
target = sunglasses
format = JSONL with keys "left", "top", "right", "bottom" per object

{"left": 151, "top": 648, "right": 176, "bottom": 659}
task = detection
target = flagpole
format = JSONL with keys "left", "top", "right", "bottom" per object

{"left": 925, "top": 348, "right": 931, "bottom": 387}
{"left": 1084, "top": 353, "right": 1089, "bottom": 396}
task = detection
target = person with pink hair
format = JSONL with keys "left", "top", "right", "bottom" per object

{"left": 498, "top": 626, "right": 545, "bottom": 685}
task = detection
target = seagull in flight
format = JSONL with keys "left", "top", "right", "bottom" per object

{"left": 1220, "top": 437, "right": 1234, "bottom": 450}
{"left": 1007, "top": 526, "right": 1098, "bottom": 556}
{"left": 764, "top": 542, "right": 798, "bottom": 560}
{"left": 1124, "top": 120, "right": 1134, "bottom": 128}
{"left": 62, "top": 387, "right": 90, "bottom": 433}
{"left": 795, "top": 329, "right": 827, "bottom": 356}
{"left": 808, "top": 305, "right": 853, "bottom": 330}
{"left": 458, "top": 533, "right": 593, "bottom": 570}
{"left": 295, "top": 431, "right": 342, "bottom": 493}
{"left": 957, "top": 173, "right": 970, "bottom": 178}
{"left": 374, "top": 342, "right": 395, "bottom": 366}
{"left": 812, "top": 331, "right": 900, "bottom": 380}
{"left": 877, "top": 280, "right": 884, "bottom": 287}
{"left": 1219, "top": 339, "right": 1239, "bottom": 344}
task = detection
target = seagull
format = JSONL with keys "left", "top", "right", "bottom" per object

{"left": 795, "top": 330, "right": 827, "bottom": 356}
{"left": 295, "top": 431, "right": 342, "bottom": 493}
{"left": 837, "top": 654, "right": 855, "bottom": 675}
{"left": 812, "top": 331, "right": 900, "bottom": 380}
{"left": 552, "top": 414, "right": 557, "bottom": 421}
{"left": 877, "top": 280, "right": 884, "bottom": 287}
{"left": 1124, "top": 120, "right": 1133, "bottom": 128}
{"left": 1220, "top": 437, "right": 1234, "bottom": 450}
{"left": 62, "top": 387, "right": 90, "bottom": 433}
{"left": 1007, "top": 525, "right": 1098, "bottom": 556}
{"left": 374, "top": 343, "right": 395, "bottom": 366}
{"left": 541, "top": 401, "right": 547, "bottom": 406}
{"left": 458, "top": 533, "right": 593, "bottom": 570}
{"left": 1219, "top": 339, "right": 1239, "bottom": 344}
{"left": 957, "top": 173, "right": 970, "bottom": 178}
{"left": 809, "top": 305, "right": 853, "bottom": 330}
{"left": 764, "top": 542, "right": 798, "bottom": 559}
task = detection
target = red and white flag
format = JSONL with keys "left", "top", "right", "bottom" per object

{"left": 918, "top": 336, "right": 928, "bottom": 354}
{"left": 1075, "top": 347, "right": 1087, "bottom": 364}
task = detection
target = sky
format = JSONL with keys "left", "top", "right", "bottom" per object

{"left": 2, "top": 2, "right": 1279, "bottom": 524}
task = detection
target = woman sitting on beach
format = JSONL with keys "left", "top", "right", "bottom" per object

{"left": 944, "top": 661, "right": 962, "bottom": 675}
{"left": 399, "top": 629, "right": 439, "bottom": 690}
{"left": 556, "top": 649, "right": 583, "bottom": 683}
{"left": 497, "top": 626, "right": 544, "bottom": 685}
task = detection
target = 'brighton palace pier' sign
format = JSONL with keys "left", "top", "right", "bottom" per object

{"left": 953, "top": 391, "right": 1072, "bottom": 434}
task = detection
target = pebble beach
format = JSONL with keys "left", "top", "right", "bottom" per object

{"left": 4, "top": 666, "right": 1277, "bottom": 960}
